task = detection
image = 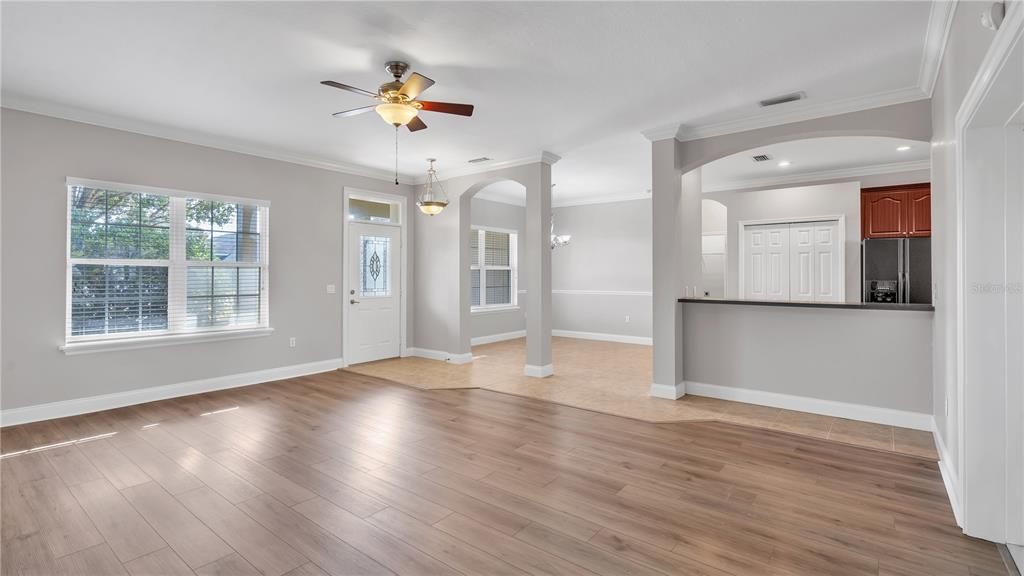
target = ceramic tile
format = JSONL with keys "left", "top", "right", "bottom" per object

{"left": 345, "top": 337, "right": 932, "bottom": 459}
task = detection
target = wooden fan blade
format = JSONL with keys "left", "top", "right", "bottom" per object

{"left": 399, "top": 72, "right": 435, "bottom": 100}
{"left": 407, "top": 116, "right": 428, "bottom": 132}
{"left": 417, "top": 101, "right": 474, "bottom": 116}
{"left": 321, "top": 80, "right": 377, "bottom": 98}
{"left": 332, "top": 105, "right": 376, "bottom": 118}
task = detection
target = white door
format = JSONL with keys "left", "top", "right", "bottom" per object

{"left": 347, "top": 222, "right": 401, "bottom": 364}
{"left": 744, "top": 224, "right": 790, "bottom": 301}
{"left": 744, "top": 226, "right": 767, "bottom": 300}
{"left": 790, "top": 224, "right": 815, "bottom": 301}
{"left": 812, "top": 221, "right": 841, "bottom": 302}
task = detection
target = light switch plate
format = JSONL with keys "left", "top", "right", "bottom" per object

{"left": 326, "top": 284, "right": 336, "bottom": 294}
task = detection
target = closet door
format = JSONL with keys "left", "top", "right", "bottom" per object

{"left": 790, "top": 224, "right": 815, "bottom": 301}
{"left": 744, "top": 226, "right": 768, "bottom": 300}
{"left": 812, "top": 221, "right": 842, "bottom": 302}
{"left": 764, "top": 225, "right": 790, "bottom": 300}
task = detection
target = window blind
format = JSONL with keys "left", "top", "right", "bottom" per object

{"left": 470, "top": 228, "right": 517, "bottom": 309}
{"left": 66, "top": 179, "right": 270, "bottom": 343}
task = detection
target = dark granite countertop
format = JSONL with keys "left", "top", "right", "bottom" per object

{"left": 678, "top": 298, "right": 934, "bottom": 312}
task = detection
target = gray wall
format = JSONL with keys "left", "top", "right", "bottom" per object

{"left": 703, "top": 181, "right": 862, "bottom": 302}
{"left": 930, "top": 4, "right": 997, "bottom": 475}
{"left": 1, "top": 108, "right": 417, "bottom": 410}
{"left": 552, "top": 198, "right": 653, "bottom": 339}
{"left": 682, "top": 302, "right": 933, "bottom": 414}
{"left": 469, "top": 197, "right": 526, "bottom": 340}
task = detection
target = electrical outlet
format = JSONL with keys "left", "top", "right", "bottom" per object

{"left": 625, "top": 315, "right": 630, "bottom": 323}
{"left": 945, "top": 395, "right": 949, "bottom": 417}
{"left": 326, "top": 284, "right": 336, "bottom": 294}
{"left": 289, "top": 337, "right": 296, "bottom": 348}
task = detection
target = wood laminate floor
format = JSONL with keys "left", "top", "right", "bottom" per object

{"left": 1, "top": 370, "right": 1004, "bottom": 576}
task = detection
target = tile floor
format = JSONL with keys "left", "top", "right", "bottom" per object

{"left": 345, "top": 337, "right": 938, "bottom": 459}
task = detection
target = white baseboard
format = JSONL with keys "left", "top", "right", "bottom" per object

{"left": 1008, "top": 544, "right": 1022, "bottom": 574}
{"left": 524, "top": 364, "right": 554, "bottom": 378}
{"left": 932, "top": 421, "right": 963, "bottom": 527}
{"left": 684, "top": 380, "right": 933, "bottom": 431}
{"left": 471, "top": 330, "right": 526, "bottom": 346}
{"left": 406, "top": 347, "right": 449, "bottom": 361}
{"left": 552, "top": 329, "right": 652, "bottom": 346}
{"left": 650, "top": 381, "right": 686, "bottom": 399}
{"left": 0, "top": 357, "right": 346, "bottom": 427}
{"left": 406, "top": 348, "right": 473, "bottom": 365}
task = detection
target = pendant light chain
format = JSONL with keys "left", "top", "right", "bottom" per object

{"left": 394, "top": 126, "right": 399, "bottom": 186}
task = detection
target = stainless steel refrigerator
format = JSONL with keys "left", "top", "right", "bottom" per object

{"left": 862, "top": 238, "right": 931, "bottom": 304}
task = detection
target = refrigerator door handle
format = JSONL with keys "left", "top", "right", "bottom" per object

{"left": 897, "top": 239, "right": 905, "bottom": 304}
{"left": 904, "top": 238, "right": 910, "bottom": 303}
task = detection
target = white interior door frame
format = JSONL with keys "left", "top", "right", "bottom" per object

{"left": 737, "top": 215, "right": 846, "bottom": 302}
{"left": 954, "top": 2, "right": 1024, "bottom": 544}
{"left": 342, "top": 187, "right": 409, "bottom": 366}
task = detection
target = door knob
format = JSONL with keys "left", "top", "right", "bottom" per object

{"left": 350, "top": 299, "right": 360, "bottom": 304}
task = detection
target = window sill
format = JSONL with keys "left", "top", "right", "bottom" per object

{"left": 471, "top": 305, "right": 521, "bottom": 315}
{"left": 60, "top": 327, "right": 274, "bottom": 356}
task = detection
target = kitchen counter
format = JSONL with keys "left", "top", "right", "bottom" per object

{"left": 678, "top": 297, "right": 934, "bottom": 312}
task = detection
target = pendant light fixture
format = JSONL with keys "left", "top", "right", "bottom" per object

{"left": 549, "top": 184, "right": 571, "bottom": 249}
{"left": 417, "top": 158, "right": 449, "bottom": 216}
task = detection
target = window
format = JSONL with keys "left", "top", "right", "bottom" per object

{"left": 470, "top": 227, "right": 517, "bottom": 309}
{"left": 66, "top": 178, "right": 270, "bottom": 345}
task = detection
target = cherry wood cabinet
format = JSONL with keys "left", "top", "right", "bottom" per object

{"left": 861, "top": 183, "right": 930, "bottom": 239}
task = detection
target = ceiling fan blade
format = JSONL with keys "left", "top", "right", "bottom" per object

{"left": 407, "top": 116, "right": 428, "bottom": 132}
{"left": 399, "top": 72, "right": 435, "bottom": 100}
{"left": 417, "top": 101, "right": 474, "bottom": 116}
{"left": 321, "top": 80, "right": 377, "bottom": 98}
{"left": 332, "top": 105, "right": 376, "bottom": 118}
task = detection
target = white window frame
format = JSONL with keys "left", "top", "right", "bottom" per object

{"left": 470, "top": 226, "right": 518, "bottom": 312}
{"left": 62, "top": 177, "right": 271, "bottom": 354}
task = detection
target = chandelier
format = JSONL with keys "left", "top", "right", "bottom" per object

{"left": 417, "top": 158, "right": 449, "bottom": 216}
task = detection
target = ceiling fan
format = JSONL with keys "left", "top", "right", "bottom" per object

{"left": 321, "top": 61, "right": 474, "bottom": 132}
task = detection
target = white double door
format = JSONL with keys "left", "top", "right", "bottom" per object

{"left": 743, "top": 220, "right": 841, "bottom": 302}
{"left": 347, "top": 222, "right": 401, "bottom": 364}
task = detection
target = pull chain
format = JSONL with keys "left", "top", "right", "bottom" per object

{"left": 394, "top": 126, "right": 399, "bottom": 186}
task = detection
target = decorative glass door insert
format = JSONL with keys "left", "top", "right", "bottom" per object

{"left": 359, "top": 235, "right": 390, "bottom": 297}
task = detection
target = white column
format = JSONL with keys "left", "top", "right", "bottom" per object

{"left": 650, "top": 138, "right": 685, "bottom": 398}
{"left": 524, "top": 152, "right": 559, "bottom": 377}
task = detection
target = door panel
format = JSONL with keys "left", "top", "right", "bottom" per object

{"left": 862, "top": 190, "right": 907, "bottom": 238}
{"left": 908, "top": 186, "right": 932, "bottom": 237}
{"left": 348, "top": 222, "right": 401, "bottom": 364}
{"left": 790, "top": 225, "right": 814, "bottom": 301}
{"left": 812, "top": 222, "right": 841, "bottom": 302}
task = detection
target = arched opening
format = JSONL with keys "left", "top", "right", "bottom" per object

{"left": 691, "top": 135, "right": 931, "bottom": 303}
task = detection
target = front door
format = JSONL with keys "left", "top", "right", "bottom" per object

{"left": 347, "top": 222, "right": 401, "bottom": 364}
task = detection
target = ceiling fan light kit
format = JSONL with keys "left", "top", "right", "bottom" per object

{"left": 322, "top": 60, "right": 476, "bottom": 185}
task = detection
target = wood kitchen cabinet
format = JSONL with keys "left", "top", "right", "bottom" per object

{"left": 861, "top": 183, "right": 931, "bottom": 239}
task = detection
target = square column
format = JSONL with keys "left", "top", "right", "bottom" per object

{"left": 650, "top": 138, "right": 685, "bottom": 398}
{"left": 524, "top": 153, "right": 559, "bottom": 377}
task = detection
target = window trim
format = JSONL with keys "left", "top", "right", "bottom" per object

{"left": 470, "top": 226, "right": 518, "bottom": 312}
{"left": 64, "top": 177, "right": 271, "bottom": 349}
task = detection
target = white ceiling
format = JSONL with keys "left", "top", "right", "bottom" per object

{"left": 2, "top": 2, "right": 937, "bottom": 205}
{"left": 701, "top": 136, "right": 931, "bottom": 193}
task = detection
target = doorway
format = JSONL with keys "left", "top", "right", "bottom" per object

{"left": 956, "top": 4, "right": 1023, "bottom": 546}
{"left": 343, "top": 190, "right": 407, "bottom": 366}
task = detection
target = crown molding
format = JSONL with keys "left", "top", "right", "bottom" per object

{"left": 701, "top": 159, "right": 931, "bottom": 194}
{"left": 415, "top": 151, "right": 563, "bottom": 185}
{"left": 919, "top": 0, "right": 958, "bottom": 97}
{"left": 473, "top": 189, "right": 653, "bottom": 209}
{"left": 1, "top": 93, "right": 409, "bottom": 183}
{"left": 554, "top": 191, "right": 651, "bottom": 208}
{"left": 641, "top": 86, "right": 928, "bottom": 144}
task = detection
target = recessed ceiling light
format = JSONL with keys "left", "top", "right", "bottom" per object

{"left": 777, "top": 160, "right": 791, "bottom": 167}
{"left": 897, "top": 145, "right": 911, "bottom": 151}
